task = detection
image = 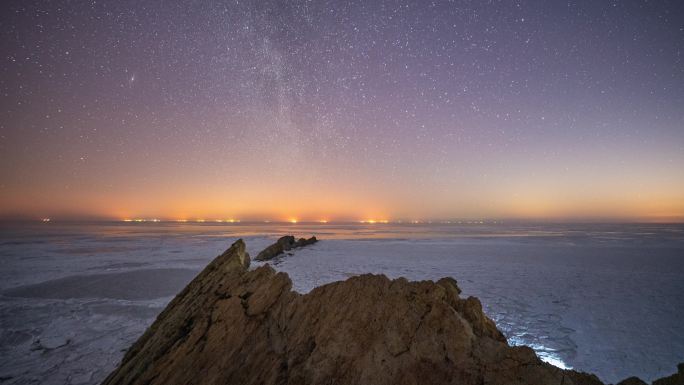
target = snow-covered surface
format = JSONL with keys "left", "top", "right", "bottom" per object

{"left": 1, "top": 222, "right": 683, "bottom": 384}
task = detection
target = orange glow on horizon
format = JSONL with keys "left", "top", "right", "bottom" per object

{"left": 360, "top": 219, "right": 390, "bottom": 224}
{"left": 14, "top": 187, "right": 684, "bottom": 226}
{"left": 4, "top": 152, "right": 682, "bottom": 224}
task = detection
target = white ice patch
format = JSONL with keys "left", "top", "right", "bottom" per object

{"left": 507, "top": 334, "right": 573, "bottom": 370}
{"left": 538, "top": 352, "right": 572, "bottom": 370}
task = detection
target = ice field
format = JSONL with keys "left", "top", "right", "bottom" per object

{"left": 1, "top": 222, "right": 683, "bottom": 384}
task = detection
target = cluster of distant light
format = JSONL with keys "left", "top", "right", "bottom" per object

{"left": 122, "top": 218, "right": 241, "bottom": 223}
{"left": 34, "top": 217, "right": 503, "bottom": 224}
{"left": 114, "top": 218, "right": 501, "bottom": 225}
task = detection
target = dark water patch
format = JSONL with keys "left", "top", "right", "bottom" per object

{"left": 0, "top": 240, "right": 50, "bottom": 246}
{"left": 19, "top": 254, "right": 54, "bottom": 261}
{"left": 87, "top": 262, "right": 150, "bottom": 270}
{"left": 89, "top": 303, "right": 161, "bottom": 319}
{"left": 3, "top": 269, "right": 199, "bottom": 300}
{"left": 56, "top": 246, "right": 138, "bottom": 255}
{"left": 0, "top": 330, "right": 33, "bottom": 346}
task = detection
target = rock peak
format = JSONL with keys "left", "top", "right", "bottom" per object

{"left": 216, "top": 238, "right": 250, "bottom": 271}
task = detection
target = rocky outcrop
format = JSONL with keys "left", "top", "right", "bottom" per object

{"left": 652, "top": 364, "right": 684, "bottom": 385}
{"left": 255, "top": 235, "right": 318, "bottom": 261}
{"left": 616, "top": 371, "right": 684, "bottom": 385}
{"left": 103, "top": 239, "right": 681, "bottom": 385}
{"left": 612, "top": 365, "right": 684, "bottom": 385}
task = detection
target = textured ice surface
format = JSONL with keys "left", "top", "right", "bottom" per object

{"left": 1, "top": 222, "right": 683, "bottom": 384}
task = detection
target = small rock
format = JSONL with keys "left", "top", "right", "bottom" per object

{"left": 255, "top": 235, "right": 317, "bottom": 261}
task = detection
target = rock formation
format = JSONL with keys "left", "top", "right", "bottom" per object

{"left": 103, "top": 239, "right": 683, "bottom": 385}
{"left": 255, "top": 235, "right": 318, "bottom": 261}
{"left": 652, "top": 364, "right": 684, "bottom": 385}
{"left": 613, "top": 365, "right": 684, "bottom": 385}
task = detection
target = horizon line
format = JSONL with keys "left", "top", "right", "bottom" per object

{"left": 1, "top": 217, "right": 683, "bottom": 225}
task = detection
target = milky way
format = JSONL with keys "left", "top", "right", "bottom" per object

{"left": 1, "top": 0, "right": 683, "bottom": 221}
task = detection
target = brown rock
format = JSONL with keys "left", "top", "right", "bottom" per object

{"left": 103, "top": 238, "right": 609, "bottom": 385}
{"left": 255, "top": 235, "right": 318, "bottom": 261}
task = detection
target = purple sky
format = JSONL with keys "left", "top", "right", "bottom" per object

{"left": 1, "top": 0, "right": 683, "bottom": 221}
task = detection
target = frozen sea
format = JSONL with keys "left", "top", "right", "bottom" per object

{"left": 1, "top": 221, "right": 683, "bottom": 384}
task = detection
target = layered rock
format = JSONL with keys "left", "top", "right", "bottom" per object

{"left": 103, "top": 239, "right": 682, "bottom": 385}
{"left": 255, "top": 235, "right": 318, "bottom": 261}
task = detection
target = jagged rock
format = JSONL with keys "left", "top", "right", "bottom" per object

{"left": 255, "top": 235, "right": 318, "bottom": 261}
{"left": 103, "top": 238, "right": 611, "bottom": 385}
{"left": 653, "top": 364, "right": 684, "bottom": 385}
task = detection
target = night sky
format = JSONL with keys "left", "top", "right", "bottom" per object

{"left": 1, "top": 0, "right": 683, "bottom": 222}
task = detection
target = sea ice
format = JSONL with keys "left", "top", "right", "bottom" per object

{"left": 1, "top": 222, "right": 682, "bottom": 384}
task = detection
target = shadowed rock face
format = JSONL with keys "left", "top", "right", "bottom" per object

{"left": 651, "top": 364, "right": 684, "bottom": 385}
{"left": 102, "top": 239, "right": 681, "bottom": 385}
{"left": 255, "top": 235, "right": 318, "bottom": 261}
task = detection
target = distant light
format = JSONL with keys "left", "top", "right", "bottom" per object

{"left": 151, "top": 218, "right": 160, "bottom": 222}
{"left": 290, "top": 219, "right": 298, "bottom": 224}
{"left": 176, "top": 219, "right": 188, "bottom": 222}
{"left": 41, "top": 218, "right": 51, "bottom": 222}
{"left": 196, "top": 219, "right": 205, "bottom": 223}
{"left": 123, "top": 219, "right": 133, "bottom": 222}
{"left": 215, "top": 219, "right": 224, "bottom": 223}
{"left": 319, "top": 219, "right": 328, "bottom": 224}
{"left": 134, "top": 218, "right": 145, "bottom": 222}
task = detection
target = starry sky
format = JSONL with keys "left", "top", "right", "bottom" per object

{"left": 1, "top": 0, "right": 683, "bottom": 222}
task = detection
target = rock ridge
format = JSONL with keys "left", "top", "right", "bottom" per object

{"left": 102, "top": 239, "right": 683, "bottom": 385}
